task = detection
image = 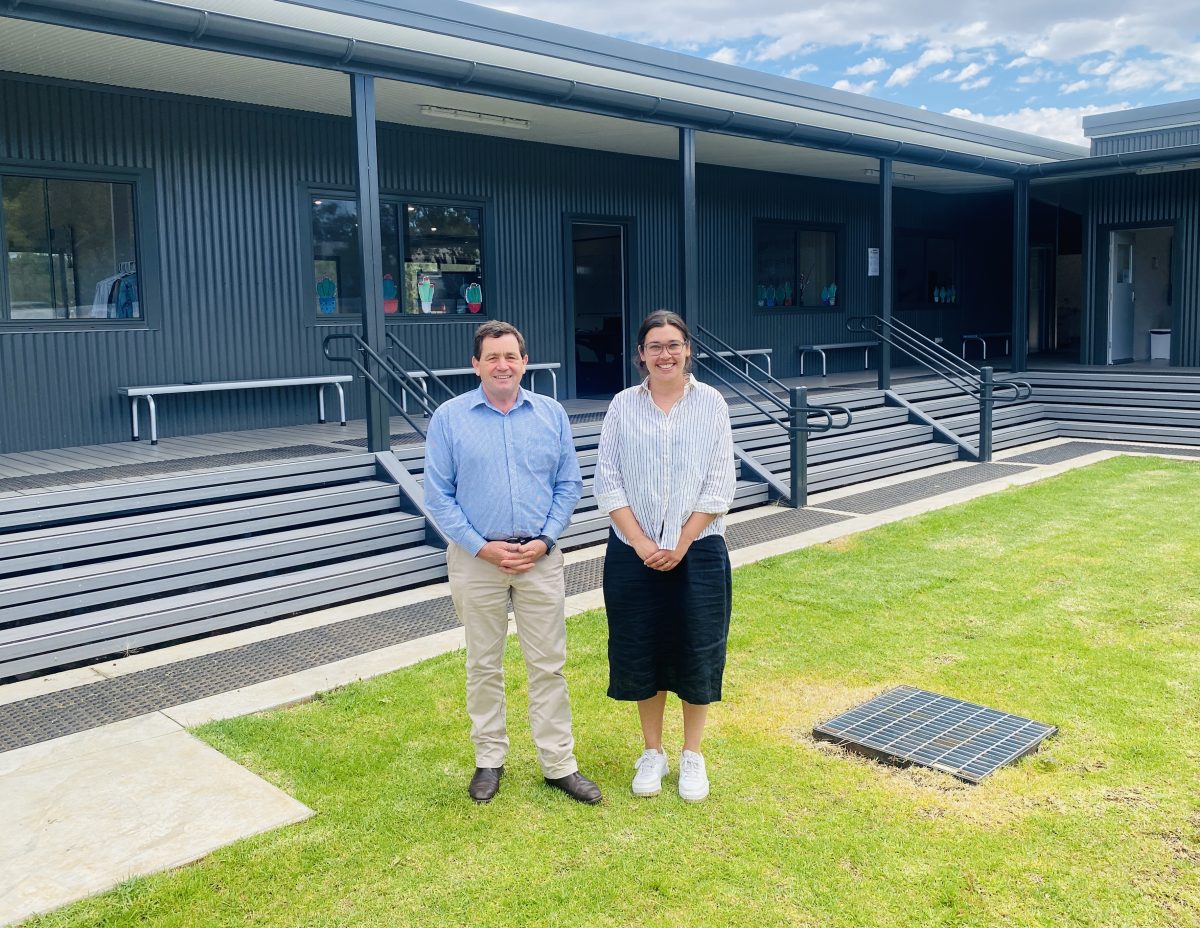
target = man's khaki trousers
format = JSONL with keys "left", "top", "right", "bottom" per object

{"left": 446, "top": 543, "right": 578, "bottom": 779}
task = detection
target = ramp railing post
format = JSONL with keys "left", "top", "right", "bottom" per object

{"left": 978, "top": 366, "right": 994, "bottom": 463}
{"left": 789, "top": 385, "right": 808, "bottom": 508}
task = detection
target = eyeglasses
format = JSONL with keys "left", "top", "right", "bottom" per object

{"left": 641, "top": 340, "right": 687, "bottom": 356}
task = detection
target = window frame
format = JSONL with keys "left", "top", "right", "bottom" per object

{"left": 305, "top": 186, "right": 493, "bottom": 326}
{"left": 751, "top": 219, "right": 844, "bottom": 315}
{"left": 0, "top": 161, "right": 159, "bottom": 333}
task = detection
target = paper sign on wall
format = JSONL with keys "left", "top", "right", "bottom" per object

{"left": 868, "top": 248, "right": 880, "bottom": 277}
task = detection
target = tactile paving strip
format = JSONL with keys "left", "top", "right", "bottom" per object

{"left": 1005, "top": 440, "right": 1200, "bottom": 465}
{"left": 0, "top": 445, "right": 348, "bottom": 495}
{"left": 335, "top": 433, "right": 426, "bottom": 448}
{"left": 814, "top": 462, "right": 1032, "bottom": 515}
{"left": 0, "top": 497, "right": 925, "bottom": 753}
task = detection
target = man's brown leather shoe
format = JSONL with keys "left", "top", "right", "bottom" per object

{"left": 544, "top": 770, "right": 602, "bottom": 804}
{"left": 468, "top": 766, "right": 503, "bottom": 803}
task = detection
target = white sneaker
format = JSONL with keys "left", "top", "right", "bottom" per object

{"left": 678, "top": 750, "right": 709, "bottom": 802}
{"left": 631, "top": 749, "right": 669, "bottom": 797}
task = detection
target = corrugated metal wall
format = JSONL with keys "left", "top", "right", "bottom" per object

{"left": 0, "top": 74, "right": 1056, "bottom": 452}
{"left": 0, "top": 76, "right": 683, "bottom": 452}
{"left": 1088, "top": 170, "right": 1200, "bottom": 366}
{"left": 696, "top": 169, "right": 1013, "bottom": 375}
{"left": 1092, "top": 127, "right": 1200, "bottom": 155}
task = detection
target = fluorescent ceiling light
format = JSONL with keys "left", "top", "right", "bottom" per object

{"left": 1135, "top": 161, "right": 1200, "bottom": 175}
{"left": 863, "top": 167, "right": 917, "bottom": 181}
{"left": 419, "top": 105, "right": 530, "bottom": 130}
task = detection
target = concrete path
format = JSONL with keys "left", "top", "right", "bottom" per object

{"left": 2, "top": 438, "right": 1195, "bottom": 926}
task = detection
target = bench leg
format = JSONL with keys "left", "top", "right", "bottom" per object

{"left": 145, "top": 395, "right": 159, "bottom": 445}
{"left": 130, "top": 398, "right": 140, "bottom": 441}
{"left": 862, "top": 347, "right": 869, "bottom": 369}
{"left": 334, "top": 382, "right": 347, "bottom": 425}
{"left": 318, "top": 384, "right": 327, "bottom": 424}
{"left": 550, "top": 368, "right": 558, "bottom": 399}
{"left": 820, "top": 349, "right": 827, "bottom": 377}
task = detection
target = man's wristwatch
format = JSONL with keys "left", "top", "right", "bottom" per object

{"left": 536, "top": 534, "right": 555, "bottom": 554}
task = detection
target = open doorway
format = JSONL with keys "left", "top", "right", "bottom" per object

{"left": 569, "top": 222, "right": 627, "bottom": 398}
{"left": 1106, "top": 226, "right": 1174, "bottom": 364}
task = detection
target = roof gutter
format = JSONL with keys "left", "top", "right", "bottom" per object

{"left": 1019, "top": 143, "right": 1200, "bottom": 180}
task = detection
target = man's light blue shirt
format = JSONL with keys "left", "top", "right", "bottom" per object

{"left": 423, "top": 385, "right": 583, "bottom": 556}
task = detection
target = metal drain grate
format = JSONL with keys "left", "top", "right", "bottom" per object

{"left": 813, "top": 685, "right": 1056, "bottom": 783}
{"left": 568, "top": 412, "right": 608, "bottom": 424}
{"left": 1006, "top": 440, "right": 1200, "bottom": 465}
{"left": 815, "top": 462, "right": 1032, "bottom": 515}
{"left": 0, "top": 445, "right": 347, "bottom": 495}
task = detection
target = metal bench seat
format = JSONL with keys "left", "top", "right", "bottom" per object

{"left": 119, "top": 375, "right": 353, "bottom": 444}
{"left": 797, "top": 341, "right": 876, "bottom": 376}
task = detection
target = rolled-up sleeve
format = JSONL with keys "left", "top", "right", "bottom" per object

{"left": 593, "top": 398, "right": 629, "bottom": 515}
{"left": 694, "top": 398, "right": 736, "bottom": 515}
{"left": 422, "top": 409, "right": 488, "bottom": 555}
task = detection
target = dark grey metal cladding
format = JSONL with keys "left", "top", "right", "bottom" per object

{"left": 696, "top": 165, "right": 1016, "bottom": 376}
{"left": 0, "top": 74, "right": 680, "bottom": 451}
{"left": 1088, "top": 170, "right": 1200, "bottom": 366}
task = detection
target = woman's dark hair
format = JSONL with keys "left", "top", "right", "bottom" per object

{"left": 635, "top": 310, "right": 692, "bottom": 374}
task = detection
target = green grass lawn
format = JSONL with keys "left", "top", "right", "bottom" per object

{"left": 28, "top": 456, "right": 1200, "bottom": 927}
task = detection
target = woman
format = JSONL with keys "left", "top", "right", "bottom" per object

{"left": 594, "top": 310, "right": 737, "bottom": 802}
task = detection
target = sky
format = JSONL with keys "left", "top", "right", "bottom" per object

{"left": 474, "top": 0, "right": 1200, "bottom": 148}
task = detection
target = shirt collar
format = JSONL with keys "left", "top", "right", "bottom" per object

{"left": 636, "top": 373, "right": 697, "bottom": 395}
{"left": 469, "top": 384, "right": 532, "bottom": 413}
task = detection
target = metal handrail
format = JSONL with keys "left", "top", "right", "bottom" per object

{"left": 322, "top": 332, "right": 431, "bottom": 438}
{"left": 846, "top": 314, "right": 1033, "bottom": 463}
{"left": 848, "top": 315, "right": 1032, "bottom": 403}
{"left": 692, "top": 325, "right": 852, "bottom": 507}
{"left": 384, "top": 332, "right": 456, "bottom": 407}
{"left": 693, "top": 324, "right": 853, "bottom": 432}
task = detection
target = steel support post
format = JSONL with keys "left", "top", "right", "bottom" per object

{"left": 679, "top": 127, "right": 699, "bottom": 322}
{"left": 1011, "top": 176, "right": 1030, "bottom": 373}
{"left": 350, "top": 72, "right": 391, "bottom": 453}
{"left": 878, "top": 157, "right": 893, "bottom": 390}
{"left": 789, "top": 385, "right": 809, "bottom": 508}
{"left": 978, "top": 366, "right": 994, "bottom": 463}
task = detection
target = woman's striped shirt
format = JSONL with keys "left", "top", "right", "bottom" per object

{"left": 593, "top": 375, "right": 737, "bottom": 549}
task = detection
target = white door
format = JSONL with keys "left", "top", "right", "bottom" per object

{"left": 1108, "top": 231, "right": 1135, "bottom": 363}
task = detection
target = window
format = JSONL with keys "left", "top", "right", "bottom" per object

{"left": 310, "top": 195, "right": 485, "bottom": 319}
{"left": 1, "top": 173, "right": 142, "bottom": 322}
{"left": 753, "top": 221, "right": 839, "bottom": 310}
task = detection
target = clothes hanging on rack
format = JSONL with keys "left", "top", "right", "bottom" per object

{"left": 89, "top": 269, "right": 138, "bottom": 318}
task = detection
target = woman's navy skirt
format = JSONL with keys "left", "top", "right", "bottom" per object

{"left": 603, "top": 530, "right": 733, "bottom": 705}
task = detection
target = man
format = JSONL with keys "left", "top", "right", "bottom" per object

{"left": 423, "top": 321, "right": 602, "bottom": 805}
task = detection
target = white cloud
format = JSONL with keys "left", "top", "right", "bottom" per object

{"left": 846, "top": 56, "right": 889, "bottom": 76}
{"left": 833, "top": 78, "right": 877, "bottom": 94}
{"left": 886, "top": 44, "right": 954, "bottom": 87}
{"left": 960, "top": 76, "right": 992, "bottom": 90}
{"left": 1107, "top": 59, "right": 1167, "bottom": 92}
{"left": 951, "top": 62, "right": 985, "bottom": 82}
{"left": 786, "top": 64, "right": 819, "bottom": 78}
{"left": 946, "top": 103, "right": 1131, "bottom": 147}
{"left": 1060, "top": 79, "right": 1091, "bottom": 93}
{"left": 476, "top": 1, "right": 1200, "bottom": 108}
